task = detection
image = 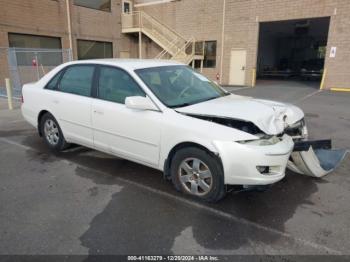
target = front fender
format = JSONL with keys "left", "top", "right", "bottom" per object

{"left": 159, "top": 110, "right": 258, "bottom": 170}
{"left": 159, "top": 136, "right": 221, "bottom": 171}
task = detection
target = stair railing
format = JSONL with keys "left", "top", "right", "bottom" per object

{"left": 121, "top": 11, "right": 141, "bottom": 30}
{"left": 155, "top": 37, "right": 183, "bottom": 59}
{"left": 122, "top": 11, "right": 199, "bottom": 64}
{"left": 122, "top": 11, "right": 187, "bottom": 54}
{"left": 172, "top": 36, "right": 196, "bottom": 63}
{"left": 141, "top": 11, "right": 187, "bottom": 45}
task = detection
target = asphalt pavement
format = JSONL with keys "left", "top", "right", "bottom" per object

{"left": 0, "top": 80, "right": 350, "bottom": 258}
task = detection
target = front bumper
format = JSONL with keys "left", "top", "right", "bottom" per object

{"left": 213, "top": 135, "right": 294, "bottom": 185}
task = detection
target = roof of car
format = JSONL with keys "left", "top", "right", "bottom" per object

{"left": 66, "top": 59, "right": 183, "bottom": 70}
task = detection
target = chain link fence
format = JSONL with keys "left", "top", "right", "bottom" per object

{"left": 1, "top": 48, "right": 72, "bottom": 98}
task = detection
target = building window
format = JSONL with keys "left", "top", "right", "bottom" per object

{"left": 74, "top": 0, "right": 111, "bottom": 12}
{"left": 8, "top": 33, "right": 62, "bottom": 66}
{"left": 123, "top": 1, "right": 132, "bottom": 13}
{"left": 203, "top": 41, "right": 217, "bottom": 68}
{"left": 77, "top": 40, "right": 113, "bottom": 60}
{"left": 194, "top": 41, "right": 217, "bottom": 68}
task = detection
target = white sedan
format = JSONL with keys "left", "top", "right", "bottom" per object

{"left": 21, "top": 59, "right": 345, "bottom": 202}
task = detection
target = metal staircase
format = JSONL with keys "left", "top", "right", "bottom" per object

{"left": 121, "top": 11, "right": 203, "bottom": 65}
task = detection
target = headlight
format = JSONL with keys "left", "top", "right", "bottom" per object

{"left": 288, "top": 120, "right": 303, "bottom": 129}
{"left": 237, "top": 136, "right": 280, "bottom": 146}
{"left": 285, "top": 119, "right": 308, "bottom": 139}
{"left": 301, "top": 120, "right": 308, "bottom": 139}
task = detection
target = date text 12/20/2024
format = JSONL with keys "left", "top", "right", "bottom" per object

{"left": 127, "top": 256, "right": 219, "bottom": 261}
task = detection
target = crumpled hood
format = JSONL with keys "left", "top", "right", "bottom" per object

{"left": 176, "top": 94, "right": 304, "bottom": 135}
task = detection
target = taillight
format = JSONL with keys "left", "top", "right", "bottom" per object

{"left": 21, "top": 95, "right": 24, "bottom": 103}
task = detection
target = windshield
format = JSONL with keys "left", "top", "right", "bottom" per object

{"left": 135, "top": 65, "right": 228, "bottom": 108}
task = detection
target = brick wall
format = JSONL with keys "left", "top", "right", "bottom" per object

{"left": 136, "top": 0, "right": 225, "bottom": 81}
{"left": 136, "top": 0, "right": 350, "bottom": 89}
{"left": 1, "top": 0, "right": 349, "bottom": 89}
{"left": 224, "top": 0, "right": 337, "bottom": 88}
{"left": 0, "top": 0, "right": 132, "bottom": 86}
{"left": 70, "top": 0, "right": 133, "bottom": 59}
{"left": 323, "top": 0, "right": 350, "bottom": 89}
{"left": 0, "top": 0, "right": 69, "bottom": 86}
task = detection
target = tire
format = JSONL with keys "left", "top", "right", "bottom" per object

{"left": 40, "top": 113, "right": 69, "bottom": 151}
{"left": 171, "top": 147, "right": 226, "bottom": 202}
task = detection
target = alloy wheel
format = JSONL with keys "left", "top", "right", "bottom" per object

{"left": 44, "top": 119, "right": 60, "bottom": 146}
{"left": 178, "top": 157, "right": 213, "bottom": 196}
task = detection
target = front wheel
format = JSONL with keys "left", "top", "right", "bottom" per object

{"left": 171, "top": 147, "right": 226, "bottom": 202}
{"left": 40, "top": 113, "right": 69, "bottom": 151}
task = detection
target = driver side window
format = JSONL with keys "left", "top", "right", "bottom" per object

{"left": 98, "top": 66, "right": 145, "bottom": 104}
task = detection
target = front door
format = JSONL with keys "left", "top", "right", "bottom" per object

{"left": 92, "top": 66, "right": 162, "bottom": 167}
{"left": 229, "top": 49, "right": 247, "bottom": 86}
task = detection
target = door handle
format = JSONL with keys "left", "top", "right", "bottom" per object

{"left": 53, "top": 100, "right": 59, "bottom": 104}
{"left": 94, "top": 110, "right": 104, "bottom": 115}
{"left": 241, "top": 66, "right": 245, "bottom": 71}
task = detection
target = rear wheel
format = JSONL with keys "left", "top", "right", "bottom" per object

{"left": 171, "top": 147, "right": 226, "bottom": 202}
{"left": 40, "top": 113, "right": 69, "bottom": 151}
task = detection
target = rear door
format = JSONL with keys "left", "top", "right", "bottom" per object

{"left": 52, "top": 65, "right": 96, "bottom": 147}
{"left": 91, "top": 65, "right": 162, "bottom": 167}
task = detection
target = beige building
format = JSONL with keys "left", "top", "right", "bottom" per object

{"left": 1, "top": 0, "right": 349, "bottom": 90}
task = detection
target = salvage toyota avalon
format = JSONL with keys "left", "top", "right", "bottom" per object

{"left": 21, "top": 59, "right": 346, "bottom": 202}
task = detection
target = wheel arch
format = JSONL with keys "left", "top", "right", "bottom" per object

{"left": 37, "top": 110, "right": 51, "bottom": 136}
{"left": 163, "top": 141, "right": 222, "bottom": 179}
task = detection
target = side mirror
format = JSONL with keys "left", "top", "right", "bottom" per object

{"left": 125, "top": 96, "right": 159, "bottom": 111}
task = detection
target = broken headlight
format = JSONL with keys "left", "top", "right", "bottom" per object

{"left": 285, "top": 119, "right": 308, "bottom": 139}
{"left": 237, "top": 135, "right": 281, "bottom": 146}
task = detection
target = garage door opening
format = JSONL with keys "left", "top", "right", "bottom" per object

{"left": 257, "top": 17, "right": 330, "bottom": 87}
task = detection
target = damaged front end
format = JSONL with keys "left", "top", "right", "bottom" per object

{"left": 289, "top": 140, "right": 347, "bottom": 177}
{"left": 284, "top": 120, "right": 346, "bottom": 177}
{"left": 187, "top": 114, "right": 346, "bottom": 178}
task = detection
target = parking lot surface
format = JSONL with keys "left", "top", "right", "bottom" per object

{"left": 0, "top": 80, "right": 350, "bottom": 256}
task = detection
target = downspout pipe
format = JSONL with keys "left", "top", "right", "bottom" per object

{"left": 219, "top": 0, "right": 226, "bottom": 85}
{"left": 66, "top": 0, "right": 74, "bottom": 56}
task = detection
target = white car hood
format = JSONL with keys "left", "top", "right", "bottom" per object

{"left": 176, "top": 94, "right": 304, "bottom": 135}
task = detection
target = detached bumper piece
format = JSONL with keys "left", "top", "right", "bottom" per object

{"left": 287, "top": 139, "right": 347, "bottom": 177}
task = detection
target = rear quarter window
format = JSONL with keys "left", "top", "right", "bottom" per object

{"left": 45, "top": 71, "right": 62, "bottom": 90}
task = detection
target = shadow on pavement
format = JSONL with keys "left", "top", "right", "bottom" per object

{"left": 19, "top": 134, "right": 324, "bottom": 254}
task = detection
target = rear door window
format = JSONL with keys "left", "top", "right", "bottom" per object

{"left": 58, "top": 65, "right": 95, "bottom": 97}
